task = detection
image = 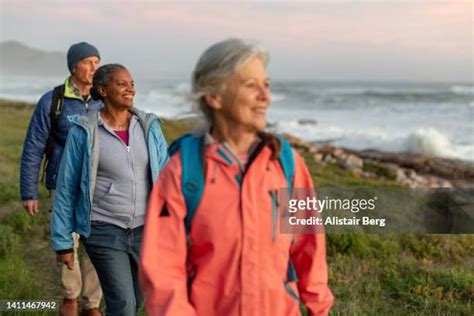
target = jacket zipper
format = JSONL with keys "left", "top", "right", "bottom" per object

{"left": 269, "top": 190, "right": 279, "bottom": 242}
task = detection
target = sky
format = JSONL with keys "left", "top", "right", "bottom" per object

{"left": 0, "top": 0, "right": 472, "bottom": 81}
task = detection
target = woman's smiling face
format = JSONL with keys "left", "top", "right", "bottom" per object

{"left": 101, "top": 68, "right": 135, "bottom": 109}
{"left": 210, "top": 57, "right": 271, "bottom": 133}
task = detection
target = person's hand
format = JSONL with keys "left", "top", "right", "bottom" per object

{"left": 57, "top": 252, "right": 74, "bottom": 270}
{"left": 22, "top": 199, "right": 39, "bottom": 216}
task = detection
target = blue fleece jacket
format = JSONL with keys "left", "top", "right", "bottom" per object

{"left": 51, "top": 108, "right": 169, "bottom": 252}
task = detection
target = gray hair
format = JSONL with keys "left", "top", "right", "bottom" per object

{"left": 191, "top": 38, "right": 269, "bottom": 123}
{"left": 90, "top": 63, "right": 127, "bottom": 101}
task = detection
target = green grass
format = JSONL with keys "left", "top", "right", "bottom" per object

{"left": 0, "top": 99, "right": 472, "bottom": 315}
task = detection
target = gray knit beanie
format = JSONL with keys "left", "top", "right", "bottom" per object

{"left": 67, "top": 42, "right": 100, "bottom": 73}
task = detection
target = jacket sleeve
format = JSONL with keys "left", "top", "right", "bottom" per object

{"left": 156, "top": 122, "right": 169, "bottom": 172}
{"left": 140, "top": 154, "right": 197, "bottom": 316}
{"left": 149, "top": 120, "right": 169, "bottom": 183}
{"left": 290, "top": 151, "right": 334, "bottom": 316}
{"left": 19, "top": 92, "right": 52, "bottom": 200}
{"left": 50, "top": 126, "right": 85, "bottom": 252}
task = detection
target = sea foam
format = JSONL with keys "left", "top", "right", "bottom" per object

{"left": 404, "top": 128, "right": 456, "bottom": 158}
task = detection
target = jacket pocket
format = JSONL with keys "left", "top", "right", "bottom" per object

{"left": 96, "top": 183, "right": 130, "bottom": 217}
{"left": 97, "top": 183, "right": 114, "bottom": 200}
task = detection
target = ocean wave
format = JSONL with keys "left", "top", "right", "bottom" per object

{"left": 318, "top": 88, "right": 468, "bottom": 99}
{"left": 269, "top": 86, "right": 472, "bottom": 105}
{"left": 319, "top": 87, "right": 440, "bottom": 96}
{"left": 404, "top": 128, "right": 456, "bottom": 157}
{"left": 173, "top": 82, "right": 191, "bottom": 94}
{"left": 450, "top": 85, "right": 474, "bottom": 95}
{"left": 271, "top": 93, "right": 286, "bottom": 102}
{"left": 272, "top": 120, "right": 473, "bottom": 161}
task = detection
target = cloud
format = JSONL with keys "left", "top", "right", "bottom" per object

{"left": 1, "top": 1, "right": 471, "bottom": 81}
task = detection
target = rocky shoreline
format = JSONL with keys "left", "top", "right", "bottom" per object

{"left": 284, "top": 133, "right": 474, "bottom": 189}
{"left": 1, "top": 98, "right": 472, "bottom": 189}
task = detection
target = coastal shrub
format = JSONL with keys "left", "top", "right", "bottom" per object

{"left": 363, "top": 161, "right": 397, "bottom": 180}
{"left": 382, "top": 258, "right": 473, "bottom": 311}
{"left": 327, "top": 234, "right": 401, "bottom": 258}
{"left": 327, "top": 234, "right": 372, "bottom": 257}
{"left": 0, "top": 255, "right": 41, "bottom": 300}
{"left": 0, "top": 183, "right": 19, "bottom": 204}
{"left": 399, "top": 234, "right": 474, "bottom": 262}
{"left": 2, "top": 210, "right": 33, "bottom": 234}
{"left": 161, "top": 119, "right": 197, "bottom": 142}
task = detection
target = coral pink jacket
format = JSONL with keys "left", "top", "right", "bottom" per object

{"left": 140, "top": 141, "right": 333, "bottom": 316}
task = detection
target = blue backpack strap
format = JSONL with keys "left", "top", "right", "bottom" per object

{"left": 276, "top": 135, "right": 295, "bottom": 194}
{"left": 286, "top": 236, "right": 298, "bottom": 282}
{"left": 169, "top": 134, "right": 205, "bottom": 234}
{"left": 169, "top": 134, "right": 190, "bottom": 156}
{"left": 276, "top": 135, "right": 299, "bottom": 282}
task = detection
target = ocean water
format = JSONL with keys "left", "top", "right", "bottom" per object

{"left": 1, "top": 75, "right": 473, "bottom": 162}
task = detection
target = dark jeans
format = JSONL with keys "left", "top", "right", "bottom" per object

{"left": 82, "top": 221, "right": 144, "bottom": 316}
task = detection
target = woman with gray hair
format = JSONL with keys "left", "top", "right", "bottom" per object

{"left": 140, "top": 38, "right": 333, "bottom": 315}
{"left": 51, "top": 63, "right": 169, "bottom": 315}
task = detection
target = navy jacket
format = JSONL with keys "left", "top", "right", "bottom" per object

{"left": 20, "top": 77, "right": 103, "bottom": 200}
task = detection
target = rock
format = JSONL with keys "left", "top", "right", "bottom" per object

{"left": 298, "top": 119, "right": 317, "bottom": 125}
{"left": 339, "top": 153, "right": 348, "bottom": 161}
{"left": 374, "top": 162, "right": 404, "bottom": 180}
{"left": 406, "top": 168, "right": 417, "bottom": 179}
{"left": 318, "top": 145, "right": 336, "bottom": 155}
{"left": 283, "top": 133, "right": 472, "bottom": 189}
{"left": 344, "top": 154, "right": 364, "bottom": 170}
{"left": 323, "top": 154, "right": 333, "bottom": 163}
{"left": 283, "top": 133, "right": 306, "bottom": 149}
{"left": 395, "top": 169, "right": 407, "bottom": 182}
{"left": 407, "top": 181, "right": 419, "bottom": 188}
{"left": 356, "top": 149, "right": 474, "bottom": 181}
{"left": 438, "top": 180, "right": 453, "bottom": 188}
{"left": 313, "top": 153, "right": 324, "bottom": 162}
{"left": 427, "top": 177, "right": 440, "bottom": 188}
{"left": 333, "top": 148, "right": 344, "bottom": 158}
{"left": 307, "top": 146, "right": 318, "bottom": 154}
{"left": 362, "top": 171, "right": 377, "bottom": 179}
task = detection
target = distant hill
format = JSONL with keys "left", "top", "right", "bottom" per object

{"left": 0, "top": 41, "right": 67, "bottom": 77}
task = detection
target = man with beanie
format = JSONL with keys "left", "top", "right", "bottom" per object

{"left": 20, "top": 42, "right": 104, "bottom": 316}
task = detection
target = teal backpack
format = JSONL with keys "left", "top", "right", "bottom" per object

{"left": 168, "top": 133, "right": 298, "bottom": 282}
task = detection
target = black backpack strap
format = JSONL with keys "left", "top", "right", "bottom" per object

{"left": 49, "top": 84, "right": 65, "bottom": 144}
{"left": 41, "top": 84, "right": 65, "bottom": 183}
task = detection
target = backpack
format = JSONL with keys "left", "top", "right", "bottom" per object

{"left": 169, "top": 133, "right": 299, "bottom": 282}
{"left": 41, "top": 84, "right": 65, "bottom": 182}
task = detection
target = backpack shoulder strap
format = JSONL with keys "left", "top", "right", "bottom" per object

{"left": 276, "top": 135, "right": 299, "bottom": 282}
{"left": 50, "top": 84, "right": 65, "bottom": 133}
{"left": 168, "top": 133, "right": 191, "bottom": 156}
{"left": 276, "top": 134, "right": 295, "bottom": 193}
{"left": 169, "top": 134, "right": 205, "bottom": 233}
{"left": 40, "top": 84, "right": 65, "bottom": 183}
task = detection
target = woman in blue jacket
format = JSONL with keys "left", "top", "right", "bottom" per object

{"left": 51, "top": 63, "right": 169, "bottom": 315}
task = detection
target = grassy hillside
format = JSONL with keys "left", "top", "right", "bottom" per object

{"left": 0, "top": 100, "right": 472, "bottom": 315}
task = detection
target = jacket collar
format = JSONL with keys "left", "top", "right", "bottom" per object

{"left": 68, "top": 107, "right": 160, "bottom": 134}
{"left": 200, "top": 131, "right": 268, "bottom": 168}
{"left": 129, "top": 107, "right": 160, "bottom": 130}
{"left": 63, "top": 76, "right": 87, "bottom": 101}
